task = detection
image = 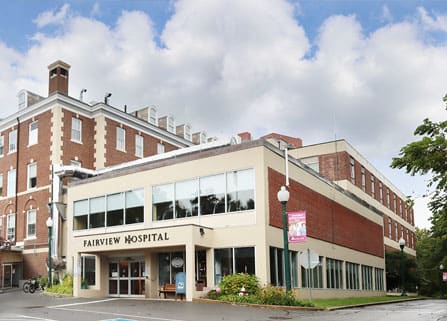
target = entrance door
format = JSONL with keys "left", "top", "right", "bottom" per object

{"left": 2, "top": 264, "right": 12, "bottom": 288}
{"left": 109, "top": 261, "right": 145, "bottom": 297}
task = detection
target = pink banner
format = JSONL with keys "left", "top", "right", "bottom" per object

{"left": 288, "top": 211, "right": 306, "bottom": 243}
{"left": 443, "top": 272, "right": 447, "bottom": 282}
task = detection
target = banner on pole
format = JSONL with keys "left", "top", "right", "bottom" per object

{"left": 288, "top": 211, "right": 306, "bottom": 243}
{"left": 443, "top": 272, "right": 447, "bottom": 282}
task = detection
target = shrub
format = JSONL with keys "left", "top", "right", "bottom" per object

{"left": 45, "top": 274, "right": 73, "bottom": 295}
{"left": 257, "top": 286, "right": 306, "bottom": 306}
{"left": 206, "top": 289, "right": 222, "bottom": 300}
{"left": 38, "top": 276, "right": 48, "bottom": 288}
{"left": 219, "top": 273, "right": 259, "bottom": 296}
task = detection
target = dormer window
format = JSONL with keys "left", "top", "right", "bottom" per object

{"left": 185, "top": 124, "right": 192, "bottom": 141}
{"left": 18, "top": 91, "right": 26, "bottom": 109}
{"left": 149, "top": 107, "right": 157, "bottom": 125}
{"left": 200, "top": 132, "right": 207, "bottom": 144}
{"left": 167, "top": 116, "right": 175, "bottom": 133}
{"left": 60, "top": 68, "right": 67, "bottom": 77}
{"left": 50, "top": 68, "right": 57, "bottom": 78}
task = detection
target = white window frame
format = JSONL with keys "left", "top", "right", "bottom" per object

{"left": 157, "top": 143, "right": 165, "bottom": 154}
{"left": 6, "top": 214, "right": 15, "bottom": 241}
{"left": 7, "top": 169, "right": 16, "bottom": 197}
{"left": 184, "top": 125, "right": 192, "bottom": 141}
{"left": 167, "top": 116, "right": 175, "bottom": 133}
{"left": 116, "top": 127, "right": 126, "bottom": 151}
{"left": 26, "top": 209, "right": 36, "bottom": 239}
{"left": 135, "top": 135, "right": 143, "bottom": 158}
{"left": 27, "top": 163, "right": 37, "bottom": 190}
{"left": 361, "top": 167, "right": 366, "bottom": 191}
{"left": 149, "top": 107, "right": 157, "bottom": 125}
{"left": 0, "top": 173, "right": 3, "bottom": 196}
{"left": 350, "top": 157, "right": 355, "bottom": 184}
{"left": 9, "top": 130, "right": 17, "bottom": 153}
{"left": 0, "top": 136, "right": 4, "bottom": 156}
{"left": 70, "top": 160, "right": 81, "bottom": 167}
{"left": 71, "top": 118, "right": 82, "bottom": 143}
{"left": 29, "top": 121, "right": 38, "bottom": 146}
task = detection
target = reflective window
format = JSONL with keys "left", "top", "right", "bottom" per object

{"left": 27, "top": 163, "right": 37, "bottom": 189}
{"left": 362, "top": 265, "right": 373, "bottom": 290}
{"left": 346, "top": 262, "right": 359, "bottom": 290}
{"left": 175, "top": 179, "right": 198, "bottom": 218}
{"left": 9, "top": 130, "right": 17, "bottom": 153}
{"left": 301, "top": 256, "right": 323, "bottom": 288}
{"left": 227, "top": 169, "right": 254, "bottom": 212}
{"left": 326, "top": 258, "right": 343, "bottom": 289}
{"left": 200, "top": 174, "right": 225, "bottom": 215}
{"left": 152, "top": 184, "right": 174, "bottom": 220}
{"left": 135, "top": 135, "right": 143, "bottom": 158}
{"left": 126, "top": 189, "right": 144, "bottom": 224}
{"left": 116, "top": 127, "right": 126, "bottom": 151}
{"left": 81, "top": 256, "right": 96, "bottom": 286}
{"left": 90, "top": 196, "right": 105, "bottom": 228}
{"left": 107, "top": 193, "right": 124, "bottom": 226}
{"left": 29, "top": 121, "right": 38, "bottom": 146}
{"left": 74, "top": 199, "right": 88, "bottom": 230}
{"left": 71, "top": 118, "right": 82, "bottom": 143}
{"left": 7, "top": 169, "right": 16, "bottom": 197}
{"left": 6, "top": 214, "right": 15, "bottom": 241}
{"left": 375, "top": 268, "right": 384, "bottom": 291}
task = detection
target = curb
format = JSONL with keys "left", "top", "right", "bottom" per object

{"left": 326, "top": 297, "right": 427, "bottom": 311}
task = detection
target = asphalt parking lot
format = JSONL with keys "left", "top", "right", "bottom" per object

{"left": 0, "top": 288, "right": 446, "bottom": 321}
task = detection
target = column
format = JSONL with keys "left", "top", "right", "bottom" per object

{"left": 185, "top": 243, "right": 195, "bottom": 301}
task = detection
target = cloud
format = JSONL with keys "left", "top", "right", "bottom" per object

{"left": 34, "top": 4, "right": 71, "bottom": 28}
{"left": 418, "top": 6, "right": 447, "bottom": 32}
{"left": 91, "top": 2, "right": 100, "bottom": 17}
{"left": 381, "top": 5, "right": 393, "bottom": 23}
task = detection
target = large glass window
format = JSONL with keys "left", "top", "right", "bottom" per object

{"left": 375, "top": 268, "right": 384, "bottom": 291}
{"left": 27, "top": 163, "right": 37, "bottom": 189}
{"left": 7, "top": 169, "right": 16, "bottom": 197}
{"left": 29, "top": 121, "right": 38, "bottom": 146}
{"left": 74, "top": 199, "right": 88, "bottom": 230}
{"left": 158, "top": 252, "right": 184, "bottom": 286}
{"left": 227, "top": 169, "right": 255, "bottom": 212}
{"left": 9, "top": 130, "right": 17, "bottom": 153}
{"left": 153, "top": 184, "right": 174, "bottom": 220}
{"left": 175, "top": 179, "right": 198, "bottom": 218}
{"left": 117, "top": 127, "right": 126, "bottom": 151}
{"left": 200, "top": 174, "right": 225, "bottom": 215}
{"left": 6, "top": 214, "right": 15, "bottom": 240}
{"left": 346, "top": 262, "right": 359, "bottom": 290}
{"left": 71, "top": 118, "right": 82, "bottom": 143}
{"left": 107, "top": 193, "right": 124, "bottom": 226}
{"left": 362, "top": 265, "right": 373, "bottom": 290}
{"left": 326, "top": 258, "right": 343, "bottom": 289}
{"left": 26, "top": 209, "right": 36, "bottom": 238}
{"left": 89, "top": 196, "right": 105, "bottom": 228}
{"left": 81, "top": 256, "right": 96, "bottom": 286}
{"left": 269, "top": 247, "right": 284, "bottom": 286}
{"left": 214, "top": 247, "right": 255, "bottom": 285}
{"left": 125, "top": 189, "right": 144, "bottom": 224}
{"left": 301, "top": 256, "right": 323, "bottom": 288}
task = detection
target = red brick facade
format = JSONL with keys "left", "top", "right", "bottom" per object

{"left": 268, "top": 167, "right": 384, "bottom": 258}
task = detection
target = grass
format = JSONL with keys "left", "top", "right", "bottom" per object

{"left": 312, "top": 295, "right": 417, "bottom": 308}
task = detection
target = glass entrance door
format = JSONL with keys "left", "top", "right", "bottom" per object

{"left": 109, "top": 261, "right": 145, "bottom": 297}
{"left": 2, "top": 264, "right": 12, "bottom": 288}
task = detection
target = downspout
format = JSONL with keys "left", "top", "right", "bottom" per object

{"left": 14, "top": 117, "right": 20, "bottom": 244}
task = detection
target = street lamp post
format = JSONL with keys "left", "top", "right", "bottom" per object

{"left": 398, "top": 237, "right": 407, "bottom": 296}
{"left": 440, "top": 264, "right": 444, "bottom": 298}
{"left": 277, "top": 186, "right": 291, "bottom": 293}
{"left": 46, "top": 216, "right": 53, "bottom": 288}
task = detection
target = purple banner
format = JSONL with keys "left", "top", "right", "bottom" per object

{"left": 288, "top": 211, "right": 306, "bottom": 243}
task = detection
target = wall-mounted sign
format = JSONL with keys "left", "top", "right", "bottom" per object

{"left": 82, "top": 232, "right": 169, "bottom": 248}
{"left": 288, "top": 211, "right": 306, "bottom": 243}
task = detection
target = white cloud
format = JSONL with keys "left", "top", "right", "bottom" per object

{"left": 1, "top": 1, "right": 447, "bottom": 224}
{"left": 34, "top": 4, "right": 71, "bottom": 28}
{"left": 91, "top": 2, "right": 100, "bottom": 17}
{"left": 381, "top": 5, "right": 393, "bottom": 23}
{"left": 418, "top": 6, "right": 447, "bottom": 32}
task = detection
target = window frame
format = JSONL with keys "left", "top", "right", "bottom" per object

{"left": 0, "top": 136, "right": 4, "bottom": 156}
{"left": 157, "top": 143, "right": 165, "bottom": 154}
{"left": 6, "top": 213, "right": 15, "bottom": 241}
{"left": 135, "top": 134, "right": 143, "bottom": 158}
{"left": 7, "top": 169, "right": 16, "bottom": 197}
{"left": 116, "top": 127, "right": 126, "bottom": 152}
{"left": 27, "top": 162, "right": 37, "bottom": 190}
{"left": 349, "top": 157, "right": 355, "bottom": 184}
{"left": 81, "top": 255, "right": 96, "bottom": 286}
{"left": 71, "top": 117, "right": 82, "bottom": 143}
{"left": 26, "top": 209, "right": 37, "bottom": 239}
{"left": 8, "top": 130, "right": 17, "bottom": 153}
{"left": 29, "top": 121, "right": 38, "bottom": 146}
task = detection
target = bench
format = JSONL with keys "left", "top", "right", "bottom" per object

{"left": 158, "top": 283, "right": 176, "bottom": 299}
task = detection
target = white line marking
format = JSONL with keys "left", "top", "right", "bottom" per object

{"left": 50, "top": 307, "right": 187, "bottom": 321}
{"left": 16, "top": 315, "right": 58, "bottom": 321}
{"left": 47, "top": 298, "right": 119, "bottom": 308}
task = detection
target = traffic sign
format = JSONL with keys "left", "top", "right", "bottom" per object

{"left": 299, "top": 249, "right": 319, "bottom": 269}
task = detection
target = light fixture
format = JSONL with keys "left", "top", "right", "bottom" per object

{"left": 46, "top": 216, "right": 53, "bottom": 288}
{"left": 199, "top": 228, "right": 205, "bottom": 236}
{"left": 277, "top": 185, "right": 291, "bottom": 293}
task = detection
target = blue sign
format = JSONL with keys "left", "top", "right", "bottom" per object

{"left": 175, "top": 272, "right": 186, "bottom": 294}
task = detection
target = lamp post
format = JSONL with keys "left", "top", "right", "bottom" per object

{"left": 277, "top": 186, "right": 291, "bottom": 293}
{"left": 398, "top": 237, "right": 407, "bottom": 296}
{"left": 46, "top": 216, "right": 53, "bottom": 288}
{"left": 440, "top": 264, "right": 444, "bottom": 298}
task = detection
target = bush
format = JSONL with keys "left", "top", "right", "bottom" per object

{"left": 38, "top": 276, "right": 48, "bottom": 288}
{"left": 257, "top": 286, "right": 309, "bottom": 306}
{"left": 219, "top": 273, "right": 259, "bottom": 296}
{"left": 45, "top": 274, "right": 73, "bottom": 295}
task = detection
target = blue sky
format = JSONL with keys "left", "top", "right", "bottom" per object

{"left": 2, "top": 0, "right": 447, "bottom": 228}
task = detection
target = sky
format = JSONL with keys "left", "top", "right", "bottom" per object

{"left": 1, "top": 0, "right": 447, "bottom": 229}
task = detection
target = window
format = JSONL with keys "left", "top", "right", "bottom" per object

{"left": 175, "top": 179, "right": 198, "bottom": 218}
{"left": 125, "top": 189, "right": 144, "bottom": 224}
{"left": 386, "top": 188, "right": 390, "bottom": 208}
{"left": 346, "top": 262, "right": 360, "bottom": 290}
{"left": 81, "top": 256, "right": 96, "bottom": 286}
{"left": 0, "top": 136, "right": 4, "bottom": 156}
{"left": 214, "top": 247, "right": 255, "bottom": 285}
{"left": 200, "top": 174, "right": 225, "bottom": 215}
{"left": 350, "top": 157, "right": 355, "bottom": 184}
{"left": 185, "top": 124, "right": 192, "bottom": 141}
{"left": 393, "top": 194, "right": 397, "bottom": 212}
{"left": 158, "top": 252, "right": 184, "bottom": 286}
{"left": 71, "top": 118, "right": 82, "bottom": 142}
{"left": 26, "top": 209, "right": 36, "bottom": 238}
{"left": 167, "top": 116, "right": 175, "bottom": 133}
{"left": 301, "top": 256, "right": 323, "bottom": 288}
{"left": 135, "top": 135, "right": 143, "bottom": 158}
{"left": 89, "top": 196, "right": 105, "bottom": 228}
{"left": 157, "top": 143, "right": 165, "bottom": 154}
{"left": 0, "top": 174, "right": 3, "bottom": 196}
{"left": 361, "top": 167, "right": 366, "bottom": 191}
{"left": 152, "top": 184, "right": 174, "bottom": 221}
{"left": 29, "top": 121, "right": 38, "bottom": 146}
{"left": 74, "top": 199, "right": 88, "bottom": 230}
{"left": 9, "top": 130, "right": 17, "bottom": 153}
{"left": 227, "top": 169, "right": 255, "bottom": 212}
{"left": 388, "top": 219, "right": 392, "bottom": 238}
{"left": 375, "top": 268, "right": 384, "bottom": 291}
{"left": 149, "top": 107, "right": 157, "bottom": 125}
{"left": 371, "top": 176, "right": 375, "bottom": 198}
{"left": 6, "top": 214, "right": 15, "bottom": 241}
{"left": 27, "top": 163, "right": 37, "bottom": 189}
{"left": 116, "top": 127, "right": 126, "bottom": 151}
{"left": 107, "top": 193, "right": 124, "bottom": 226}
{"left": 326, "top": 258, "right": 343, "bottom": 289}
{"left": 361, "top": 265, "right": 373, "bottom": 290}
{"left": 0, "top": 216, "right": 2, "bottom": 238}
{"left": 379, "top": 181, "right": 383, "bottom": 203}
{"left": 399, "top": 200, "right": 403, "bottom": 217}
{"left": 200, "top": 132, "right": 207, "bottom": 144}
{"left": 270, "top": 247, "right": 299, "bottom": 288}
{"left": 301, "top": 157, "right": 319, "bottom": 173}
{"left": 395, "top": 222, "right": 399, "bottom": 241}
{"left": 7, "top": 169, "right": 16, "bottom": 197}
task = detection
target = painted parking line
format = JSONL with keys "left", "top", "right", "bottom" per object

{"left": 47, "top": 298, "right": 119, "bottom": 308}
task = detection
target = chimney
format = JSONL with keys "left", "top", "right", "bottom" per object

{"left": 238, "top": 132, "right": 252, "bottom": 142}
{"left": 48, "top": 60, "right": 71, "bottom": 96}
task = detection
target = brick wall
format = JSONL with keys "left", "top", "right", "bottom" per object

{"left": 23, "top": 252, "right": 48, "bottom": 279}
{"left": 268, "top": 167, "right": 384, "bottom": 258}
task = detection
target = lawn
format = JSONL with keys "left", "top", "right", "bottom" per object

{"left": 312, "top": 296, "right": 419, "bottom": 308}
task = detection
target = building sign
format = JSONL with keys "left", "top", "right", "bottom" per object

{"left": 83, "top": 232, "right": 169, "bottom": 248}
{"left": 288, "top": 211, "right": 306, "bottom": 243}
